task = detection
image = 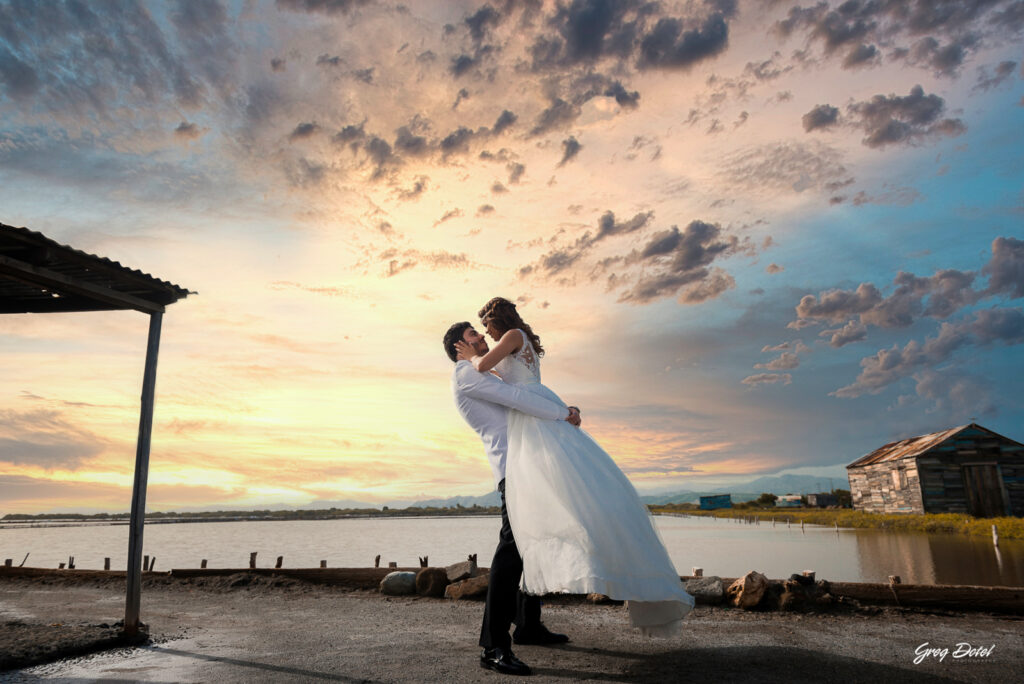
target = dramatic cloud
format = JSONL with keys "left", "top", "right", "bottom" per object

{"left": 974, "top": 60, "right": 1018, "bottom": 91}
{"left": 523, "top": 210, "right": 653, "bottom": 278}
{"left": 0, "top": 409, "right": 107, "bottom": 469}
{"left": 637, "top": 14, "right": 730, "bottom": 70}
{"left": 901, "top": 36, "right": 972, "bottom": 76}
{"left": 742, "top": 373, "right": 792, "bottom": 386}
{"left": 174, "top": 121, "right": 202, "bottom": 139}
{"left": 802, "top": 104, "right": 839, "bottom": 132}
{"left": 774, "top": 0, "right": 1020, "bottom": 77}
{"left": 616, "top": 220, "right": 742, "bottom": 304}
{"left": 832, "top": 307, "right": 1024, "bottom": 397}
{"left": 289, "top": 122, "right": 319, "bottom": 141}
{"left": 821, "top": 320, "right": 868, "bottom": 348}
{"left": 507, "top": 162, "right": 525, "bottom": 184}
{"left": 846, "top": 85, "right": 965, "bottom": 148}
{"left": 434, "top": 208, "right": 463, "bottom": 227}
{"left": 491, "top": 110, "right": 518, "bottom": 136}
{"left": 755, "top": 352, "right": 799, "bottom": 370}
{"left": 381, "top": 248, "right": 476, "bottom": 278}
{"left": 559, "top": 136, "right": 582, "bottom": 166}
{"left": 842, "top": 43, "right": 878, "bottom": 69}
{"left": 983, "top": 237, "right": 1024, "bottom": 298}
{"left": 792, "top": 237, "right": 1023, "bottom": 332}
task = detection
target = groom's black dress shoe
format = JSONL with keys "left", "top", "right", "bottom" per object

{"left": 513, "top": 624, "right": 570, "bottom": 646}
{"left": 480, "top": 647, "right": 532, "bottom": 676}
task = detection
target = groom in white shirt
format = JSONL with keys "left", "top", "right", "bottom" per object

{"left": 444, "top": 321, "right": 578, "bottom": 676}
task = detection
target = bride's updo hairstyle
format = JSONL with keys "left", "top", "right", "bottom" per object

{"left": 478, "top": 296, "right": 545, "bottom": 357}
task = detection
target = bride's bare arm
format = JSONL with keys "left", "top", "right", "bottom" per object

{"left": 455, "top": 329, "right": 521, "bottom": 373}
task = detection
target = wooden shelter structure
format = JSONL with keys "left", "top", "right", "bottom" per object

{"left": 846, "top": 423, "right": 1024, "bottom": 517}
{"left": 0, "top": 222, "right": 192, "bottom": 634}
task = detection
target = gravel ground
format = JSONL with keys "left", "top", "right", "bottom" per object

{"left": 1, "top": 576, "right": 1021, "bottom": 683}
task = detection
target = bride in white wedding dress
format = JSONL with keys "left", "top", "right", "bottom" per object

{"left": 454, "top": 297, "right": 694, "bottom": 637}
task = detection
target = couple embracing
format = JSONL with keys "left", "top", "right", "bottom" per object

{"left": 443, "top": 297, "right": 694, "bottom": 676}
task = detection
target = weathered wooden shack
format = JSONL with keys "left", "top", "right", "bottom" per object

{"left": 847, "top": 424, "right": 1024, "bottom": 517}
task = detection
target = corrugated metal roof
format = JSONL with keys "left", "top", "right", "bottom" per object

{"left": 846, "top": 423, "right": 1014, "bottom": 469}
{"left": 0, "top": 222, "right": 192, "bottom": 314}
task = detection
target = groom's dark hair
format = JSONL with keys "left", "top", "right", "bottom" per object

{"left": 443, "top": 321, "right": 472, "bottom": 362}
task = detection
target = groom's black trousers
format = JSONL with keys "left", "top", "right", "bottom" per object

{"left": 479, "top": 478, "right": 541, "bottom": 650}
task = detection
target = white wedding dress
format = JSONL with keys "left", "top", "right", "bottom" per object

{"left": 497, "top": 329, "right": 694, "bottom": 637}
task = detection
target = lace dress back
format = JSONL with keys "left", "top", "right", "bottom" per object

{"left": 494, "top": 329, "right": 540, "bottom": 385}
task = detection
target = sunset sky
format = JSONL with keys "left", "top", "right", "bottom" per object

{"left": 1, "top": 0, "right": 1022, "bottom": 514}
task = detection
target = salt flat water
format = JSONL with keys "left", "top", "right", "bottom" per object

{"left": 2, "top": 515, "right": 1021, "bottom": 586}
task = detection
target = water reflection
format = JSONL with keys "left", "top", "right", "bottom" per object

{"left": 653, "top": 515, "right": 1024, "bottom": 586}
{"left": 1, "top": 515, "right": 1021, "bottom": 586}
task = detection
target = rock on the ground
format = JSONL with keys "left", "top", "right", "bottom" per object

{"left": 444, "top": 574, "right": 489, "bottom": 600}
{"left": 379, "top": 571, "right": 417, "bottom": 595}
{"left": 415, "top": 568, "right": 449, "bottom": 598}
{"left": 445, "top": 560, "right": 477, "bottom": 582}
{"left": 685, "top": 576, "right": 724, "bottom": 604}
{"left": 727, "top": 571, "right": 769, "bottom": 609}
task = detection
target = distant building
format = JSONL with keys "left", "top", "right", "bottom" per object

{"left": 775, "top": 494, "right": 803, "bottom": 508}
{"left": 806, "top": 493, "right": 838, "bottom": 507}
{"left": 699, "top": 494, "right": 732, "bottom": 510}
{"left": 846, "top": 423, "right": 1024, "bottom": 517}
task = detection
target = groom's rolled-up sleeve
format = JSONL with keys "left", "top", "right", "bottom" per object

{"left": 455, "top": 362, "right": 568, "bottom": 421}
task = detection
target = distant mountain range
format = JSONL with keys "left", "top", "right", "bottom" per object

{"left": 305, "top": 473, "right": 851, "bottom": 510}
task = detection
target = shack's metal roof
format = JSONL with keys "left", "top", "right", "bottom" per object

{"left": 0, "top": 223, "right": 191, "bottom": 314}
{"left": 846, "top": 423, "right": 1019, "bottom": 469}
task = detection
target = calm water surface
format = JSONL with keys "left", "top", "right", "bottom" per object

{"left": 2, "top": 515, "right": 1021, "bottom": 586}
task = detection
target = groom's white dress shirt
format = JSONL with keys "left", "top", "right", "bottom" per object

{"left": 452, "top": 359, "right": 569, "bottom": 487}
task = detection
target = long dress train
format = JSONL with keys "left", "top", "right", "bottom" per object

{"left": 496, "top": 330, "right": 694, "bottom": 637}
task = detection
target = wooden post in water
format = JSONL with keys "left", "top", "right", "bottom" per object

{"left": 388, "top": 561, "right": 397, "bottom": 568}
{"left": 124, "top": 312, "right": 163, "bottom": 637}
{"left": 320, "top": 560, "right": 327, "bottom": 568}
{"left": 3, "top": 559, "right": 10, "bottom": 567}
{"left": 275, "top": 556, "right": 283, "bottom": 569}
{"left": 201, "top": 559, "right": 208, "bottom": 569}
{"left": 249, "top": 552, "right": 257, "bottom": 569}
{"left": 149, "top": 557, "right": 156, "bottom": 572}
{"left": 992, "top": 524, "right": 999, "bottom": 547}
{"left": 143, "top": 555, "right": 149, "bottom": 572}
{"left": 59, "top": 562, "right": 65, "bottom": 569}
{"left": 374, "top": 555, "right": 380, "bottom": 568}
{"left": 19, "top": 553, "right": 28, "bottom": 567}
{"left": 419, "top": 556, "right": 428, "bottom": 567}
{"left": 104, "top": 558, "right": 111, "bottom": 571}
